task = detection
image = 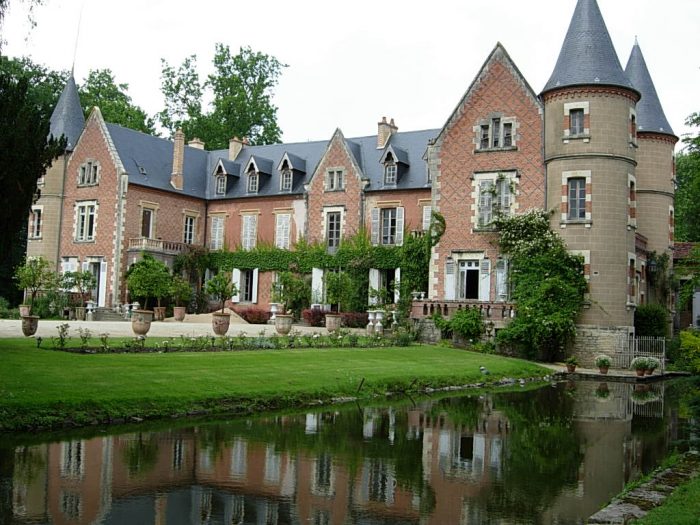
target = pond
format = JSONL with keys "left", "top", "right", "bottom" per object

{"left": 1, "top": 379, "right": 696, "bottom": 525}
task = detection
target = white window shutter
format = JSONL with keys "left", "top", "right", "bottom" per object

{"left": 394, "top": 267, "right": 401, "bottom": 303}
{"left": 479, "top": 181, "right": 493, "bottom": 226}
{"left": 369, "top": 268, "right": 380, "bottom": 305}
{"left": 395, "top": 207, "right": 404, "bottom": 246}
{"left": 500, "top": 178, "right": 511, "bottom": 210}
{"left": 82, "top": 262, "right": 89, "bottom": 273}
{"left": 211, "top": 217, "right": 223, "bottom": 250}
{"left": 311, "top": 268, "right": 324, "bottom": 304}
{"left": 61, "top": 259, "right": 68, "bottom": 274}
{"left": 370, "top": 208, "right": 380, "bottom": 245}
{"left": 496, "top": 259, "right": 508, "bottom": 301}
{"left": 422, "top": 205, "right": 432, "bottom": 231}
{"left": 276, "top": 214, "right": 290, "bottom": 249}
{"left": 444, "top": 258, "right": 455, "bottom": 300}
{"left": 232, "top": 269, "right": 241, "bottom": 303}
{"left": 98, "top": 262, "right": 107, "bottom": 307}
{"left": 479, "top": 259, "right": 491, "bottom": 302}
{"left": 251, "top": 268, "right": 259, "bottom": 303}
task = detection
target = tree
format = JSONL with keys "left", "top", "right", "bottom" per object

{"left": 205, "top": 272, "right": 237, "bottom": 313}
{"left": 675, "top": 113, "right": 700, "bottom": 242}
{"left": 125, "top": 255, "right": 172, "bottom": 310}
{"left": 0, "top": 56, "right": 67, "bottom": 114}
{"left": 13, "top": 256, "right": 55, "bottom": 314}
{"left": 0, "top": 72, "right": 64, "bottom": 304}
{"left": 79, "top": 69, "right": 156, "bottom": 134}
{"left": 160, "top": 45, "right": 286, "bottom": 148}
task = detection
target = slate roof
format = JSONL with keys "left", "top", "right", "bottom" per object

{"left": 105, "top": 121, "right": 437, "bottom": 201}
{"left": 542, "top": 0, "right": 637, "bottom": 95}
{"left": 49, "top": 76, "right": 85, "bottom": 151}
{"left": 625, "top": 41, "right": 675, "bottom": 136}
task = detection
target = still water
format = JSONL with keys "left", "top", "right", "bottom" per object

{"left": 1, "top": 380, "right": 694, "bottom": 525}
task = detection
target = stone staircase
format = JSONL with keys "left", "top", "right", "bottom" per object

{"left": 94, "top": 307, "right": 127, "bottom": 322}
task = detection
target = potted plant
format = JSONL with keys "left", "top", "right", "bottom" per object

{"left": 126, "top": 255, "right": 171, "bottom": 335}
{"left": 271, "top": 278, "right": 293, "bottom": 335}
{"left": 324, "top": 271, "right": 351, "bottom": 333}
{"left": 595, "top": 354, "right": 611, "bottom": 375}
{"left": 595, "top": 383, "right": 610, "bottom": 400}
{"left": 564, "top": 356, "right": 578, "bottom": 373}
{"left": 205, "top": 271, "right": 238, "bottom": 336}
{"left": 631, "top": 356, "right": 649, "bottom": 377}
{"left": 646, "top": 357, "right": 660, "bottom": 376}
{"left": 170, "top": 276, "right": 192, "bottom": 322}
{"left": 63, "top": 269, "right": 97, "bottom": 320}
{"left": 14, "top": 257, "right": 56, "bottom": 336}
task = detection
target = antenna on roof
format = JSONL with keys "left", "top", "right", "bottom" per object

{"left": 71, "top": 1, "right": 85, "bottom": 76}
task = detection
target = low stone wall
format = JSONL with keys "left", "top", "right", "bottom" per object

{"left": 573, "top": 325, "right": 634, "bottom": 368}
{"left": 415, "top": 318, "right": 441, "bottom": 344}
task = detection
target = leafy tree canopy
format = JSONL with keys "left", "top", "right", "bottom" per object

{"left": 160, "top": 44, "right": 286, "bottom": 148}
{"left": 79, "top": 69, "right": 156, "bottom": 134}
{"left": 675, "top": 112, "right": 700, "bottom": 242}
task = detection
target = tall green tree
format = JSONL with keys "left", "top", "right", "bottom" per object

{"left": 160, "top": 45, "right": 286, "bottom": 148}
{"left": 0, "top": 56, "right": 67, "bottom": 112}
{"left": 675, "top": 112, "right": 700, "bottom": 242}
{"left": 79, "top": 69, "right": 156, "bottom": 134}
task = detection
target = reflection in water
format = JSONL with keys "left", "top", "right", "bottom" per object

{"left": 1, "top": 380, "right": 691, "bottom": 525}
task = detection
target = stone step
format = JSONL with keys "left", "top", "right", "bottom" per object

{"left": 94, "top": 308, "right": 128, "bottom": 322}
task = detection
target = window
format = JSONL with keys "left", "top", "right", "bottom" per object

{"left": 275, "top": 213, "right": 291, "bottom": 249}
{"left": 173, "top": 439, "right": 184, "bottom": 471}
{"left": 241, "top": 214, "right": 257, "bottom": 250}
{"left": 61, "top": 440, "right": 84, "bottom": 478}
{"left": 480, "top": 125, "right": 490, "bottom": 149}
{"left": 491, "top": 118, "right": 501, "bottom": 147}
{"left": 141, "top": 208, "right": 154, "bottom": 238}
{"left": 568, "top": 178, "right": 586, "bottom": 220}
{"left": 247, "top": 172, "right": 259, "bottom": 193}
{"left": 503, "top": 123, "right": 513, "bottom": 147}
{"left": 476, "top": 174, "right": 512, "bottom": 228}
{"left": 457, "top": 260, "right": 480, "bottom": 300}
{"left": 281, "top": 169, "right": 293, "bottom": 192}
{"left": 384, "top": 163, "right": 397, "bottom": 185}
{"left": 240, "top": 269, "right": 256, "bottom": 302}
{"left": 477, "top": 117, "right": 516, "bottom": 150}
{"left": 183, "top": 215, "right": 196, "bottom": 244}
{"left": 570, "top": 109, "right": 584, "bottom": 135}
{"left": 326, "top": 211, "right": 341, "bottom": 253}
{"left": 215, "top": 175, "right": 226, "bottom": 195}
{"left": 75, "top": 202, "right": 96, "bottom": 241}
{"left": 326, "top": 169, "right": 344, "bottom": 191}
{"left": 210, "top": 216, "right": 224, "bottom": 250}
{"left": 29, "top": 207, "right": 42, "bottom": 239}
{"left": 78, "top": 161, "right": 99, "bottom": 186}
{"left": 371, "top": 207, "right": 404, "bottom": 246}
{"left": 381, "top": 208, "right": 397, "bottom": 245}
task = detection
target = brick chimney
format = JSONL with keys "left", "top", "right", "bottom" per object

{"left": 377, "top": 117, "right": 398, "bottom": 149}
{"left": 188, "top": 137, "right": 205, "bottom": 150}
{"left": 171, "top": 129, "right": 184, "bottom": 190}
{"left": 229, "top": 136, "right": 247, "bottom": 160}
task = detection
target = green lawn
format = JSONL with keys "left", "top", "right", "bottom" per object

{"left": 636, "top": 474, "right": 700, "bottom": 524}
{"left": 0, "top": 338, "right": 547, "bottom": 431}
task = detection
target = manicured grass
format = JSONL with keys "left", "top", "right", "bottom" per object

{"left": 636, "top": 474, "right": 700, "bottom": 524}
{"left": 0, "top": 338, "right": 547, "bottom": 431}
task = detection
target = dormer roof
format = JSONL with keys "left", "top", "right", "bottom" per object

{"left": 245, "top": 155, "right": 273, "bottom": 175}
{"left": 380, "top": 144, "right": 410, "bottom": 166}
{"left": 542, "top": 0, "right": 637, "bottom": 96}
{"left": 49, "top": 76, "right": 85, "bottom": 151}
{"left": 278, "top": 152, "right": 306, "bottom": 172}
{"left": 625, "top": 40, "right": 675, "bottom": 137}
{"left": 215, "top": 158, "right": 241, "bottom": 176}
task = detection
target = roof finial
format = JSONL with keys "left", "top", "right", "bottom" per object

{"left": 634, "top": 35, "right": 639, "bottom": 46}
{"left": 71, "top": 2, "right": 85, "bottom": 76}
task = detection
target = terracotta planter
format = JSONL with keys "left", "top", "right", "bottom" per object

{"left": 325, "top": 313, "right": 342, "bottom": 333}
{"left": 153, "top": 306, "right": 166, "bottom": 321}
{"left": 131, "top": 309, "right": 154, "bottom": 336}
{"left": 635, "top": 369, "right": 646, "bottom": 377}
{"left": 274, "top": 314, "right": 293, "bottom": 335}
{"left": 212, "top": 312, "right": 231, "bottom": 336}
{"left": 645, "top": 368, "right": 654, "bottom": 376}
{"left": 566, "top": 364, "right": 576, "bottom": 373}
{"left": 173, "top": 306, "right": 186, "bottom": 322}
{"left": 21, "top": 315, "right": 39, "bottom": 336}
{"left": 75, "top": 306, "right": 86, "bottom": 321}
{"left": 19, "top": 304, "right": 31, "bottom": 317}
{"left": 598, "top": 366, "right": 609, "bottom": 375}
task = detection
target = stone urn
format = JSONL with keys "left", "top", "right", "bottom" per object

{"left": 173, "top": 306, "right": 186, "bottom": 322}
{"left": 212, "top": 312, "right": 231, "bottom": 336}
{"left": 274, "top": 314, "right": 293, "bottom": 335}
{"left": 153, "top": 306, "right": 166, "bottom": 321}
{"left": 366, "top": 310, "right": 376, "bottom": 336}
{"left": 21, "top": 315, "right": 39, "bottom": 337}
{"left": 131, "top": 309, "right": 154, "bottom": 336}
{"left": 75, "top": 306, "right": 86, "bottom": 321}
{"left": 19, "top": 304, "right": 31, "bottom": 317}
{"left": 325, "top": 313, "right": 342, "bottom": 333}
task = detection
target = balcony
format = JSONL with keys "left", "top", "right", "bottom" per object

{"left": 410, "top": 299, "right": 516, "bottom": 329}
{"left": 127, "top": 237, "right": 193, "bottom": 268}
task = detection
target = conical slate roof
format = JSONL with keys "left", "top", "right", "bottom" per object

{"left": 625, "top": 41, "right": 675, "bottom": 136}
{"left": 49, "top": 76, "right": 85, "bottom": 151}
{"left": 542, "top": 0, "right": 637, "bottom": 95}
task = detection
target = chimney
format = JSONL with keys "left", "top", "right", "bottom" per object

{"left": 188, "top": 137, "right": 205, "bottom": 150}
{"left": 377, "top": 117, "right": 398, "bottom": 149}
{"left": 171, "top": 129, "right": 184, "bottom": 190}
{"left": 229, "top": 136, "right": 247, "bottom": 160}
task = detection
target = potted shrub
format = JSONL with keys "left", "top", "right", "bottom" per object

{"left": 595, "top": 354, "right": 611, "bottom": 375}
{"left": 324, "top": 271, "right": 351, "bottom": 333}
{"left": 14, "top": 257, "right": 56, "bottom": 336}
{"left": 646, "top": 357, "right": 660, "bottom": 376}
{"left": 271, "top": 278, "right": 293, "bottom": 335}
{"left": 205, "top": 271, "right": 238, "bottom": 336}
{"left": 564, "top": 356, "right": 578, "bottom": 373}
{"left": 63, "top": 269, "right": 97, "bottom": 321}
{"left": 631, "top": 356, "right": 649, "bottom": 377}
{"left": 170, "top": 276, "right": 192, "bottom": 322}
{"left": 126, "top": 255, "right": 171, "bottom": 335}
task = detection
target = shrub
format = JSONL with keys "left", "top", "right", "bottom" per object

{"left": 340, "top": 312, "right": 368, "bottom": 328}
{"left": 302, "top": 308, "right": 326, "bottom": 327}
{"left": 595, "top": 354, "right": 611, "bottom": 368}
{"left": 677, "top": 330, "right": 700, "bottom": 373}
{"left": 0, "top": 296, "right": 19, "bottom": 319}
{"left": 631, "top": 356, "right": 650, "bottom": 370}
{"left": 634, "top": 304, "right": 668, "bottom": 337}
{"left": 234, "top": 307, "right": 270, "bottom": 324}
{"left": 449, "top": 307, "right": 485, "bottom": 340}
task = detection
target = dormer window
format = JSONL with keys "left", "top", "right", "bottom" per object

{"left": 215, "top": 175, "right": 226, "bottom": 195}
{"left": 384, "top": 152, "right": 397, "bottom": 186}
{"left": 280, "top": 165, "right": 293, "bottom": 192}
{"left": 247, "top": 168, "right": 259, "bottom": 194}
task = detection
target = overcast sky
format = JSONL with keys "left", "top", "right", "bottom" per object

{"left": 3, "top": 0, "right": 698, "bottom": 148}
